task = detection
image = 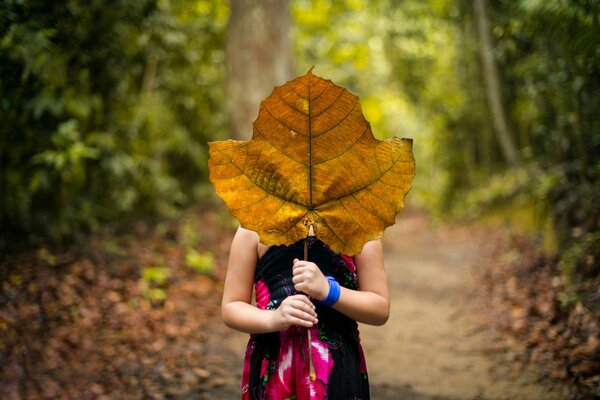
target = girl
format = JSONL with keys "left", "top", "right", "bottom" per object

{"left": 222, "top": 224, "right": 389, "bottom": 400}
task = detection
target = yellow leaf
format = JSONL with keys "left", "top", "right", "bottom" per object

{"left": 209, "top": 69, "right": 415, "bottom": 255}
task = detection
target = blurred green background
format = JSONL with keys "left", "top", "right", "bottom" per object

{"left": 1, "top": 0, "right": 599, "bottom": 281}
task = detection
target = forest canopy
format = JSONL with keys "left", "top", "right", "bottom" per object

{"left": 1, "top": 0, "right": 599, "bottom": 288}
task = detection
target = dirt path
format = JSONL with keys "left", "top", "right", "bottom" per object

{"left": 361, "top": 211, "right": 560, "bottom": 400}
{"left": 205, "top": 211, "right": 560, "bottom": 400}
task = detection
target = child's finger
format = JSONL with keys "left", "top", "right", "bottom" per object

{"left": 293, "top": 283, "right": 306, "bottom": 295}
{"left": 290, "top": 307, "right": 317, "bottom": 321}
{"left": 292, "top": 264, "right": 308, "bottom": 276}
{"left": 291, "top": 294, "right": 315, "bottom": 308}
{"left": 290, "top": 305, "right": 318, "bottom": 322}
{"left": 292, "top": 258, "right": 303, "bottom": 270}
{"left": 291, "top": 317, "right": 314, "bottom": 328}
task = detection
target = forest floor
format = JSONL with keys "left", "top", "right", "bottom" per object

{"left": 0, "top": 205, "right": 589, "bottom": 399}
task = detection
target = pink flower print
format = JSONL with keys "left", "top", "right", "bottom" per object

{"left": 260, "top": 357, "right": 270, "bottom": 386}
{"left": 241, "top": 340, "right": 254, "bottom": 400}
{"left": 255, "top": 280, "right": 271, "bottom": 309}
{"left": 341, "top": 254, "right": 356, "bottom": 273}
{"left": 266, "top": 340, "right": 294, "bottom": 398}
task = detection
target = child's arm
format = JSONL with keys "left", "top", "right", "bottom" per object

{"left": 292, "top": 239, "right": 390, "bottom": 326}
{"left": 221, "top": 227, "right": 319, "bottom": 334}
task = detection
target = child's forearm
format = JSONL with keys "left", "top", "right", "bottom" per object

{"left": 223, "top": 293, "right": 318, "bottom": 334}
{"left": 223, "top": 286, "right": 388, "bottom": 333}
{"left": 222, "top": 301, "right": 278, "bottom": 334}
{"left": 332, "top": 288, "right": 390, "bottom": 326}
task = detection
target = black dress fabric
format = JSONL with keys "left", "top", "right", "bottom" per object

{"left": 241, "top": 236, "right": 370, "bottom": 400}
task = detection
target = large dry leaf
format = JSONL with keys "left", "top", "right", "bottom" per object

{"left": 209, "top": 69, "right": 415, "bottom": 255}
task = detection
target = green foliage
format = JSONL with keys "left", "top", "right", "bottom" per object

{"left": 142, "top": 265, "right": 171, "bottom": 286}
{"left": 178, "top": 216, "right": 203, "bottom": 249}
{"left": 491, "top": 1, "right": 600, "bottom": 284}
{"left": 560, "top": 231, "right": 600, "bottom": 285}
{"left": 292, "top": 0, "right": 404, "bottom": 138}
{"left": 185, "top": 249, "right": 214, "bottom": 275}
{"left": 492, "top": 0, "right": 600, "bottom": 169}
{"left": 176, "top": 212, "right": 214, "bottom": 275}
{"left": 141, "top": 264, "right": 171, "bottom": 302}
{"left": 37, "top": 247, "right": 57, "bottom": 267}
{"left": 0, "top": 0, "right": 229, "bottom": 242}
{"left": 453, "top": 167, "right": 532, "bottom": 218}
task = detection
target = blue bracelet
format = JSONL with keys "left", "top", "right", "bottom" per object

{"left": 321, "top": 276, "right": 341, "bottom": 307}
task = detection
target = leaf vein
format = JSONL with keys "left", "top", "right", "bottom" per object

{"left": 312, "top": 97, "right": 358, "bottom": 138}
{"left": 312, "top": 88, "right": 347, "bottom": 119}
{"left": 263, "top": 103, "right": 308, "bottom": 137}
{"left": 338, "top": 198, "right": 367, "bottom": 232}
{"left": 253, "top": 125, "right": 309, "bottom": 166}
{"left": 316, "top": 147, "right": 409, "bottom": 210}
{"left": 350, "top": 192, "right": 390, "bottom": 224}
{"left": 312, "top": 124, "right": 368, "bottom": 165}
{"left": 275, "top": 87, "right": 307, "bottom": 116}
{"left": 213, "top": 147, "right": 308, "bottom": 209}
{"left": 230, "top": 193, "right": 270, "bottom": 211}
{"left": 315, "top": 212, "right": 346, "bottom": 250}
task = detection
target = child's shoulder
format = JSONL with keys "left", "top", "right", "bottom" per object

{"left": 234, "top": 226, "right": 270, "bottom": 260}
{"left": 236, "top": 225, "right": 259, "bottom": 240}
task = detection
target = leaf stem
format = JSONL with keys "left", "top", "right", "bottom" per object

{"left": 308, "top": 73, "right": 313, "bottom": 209}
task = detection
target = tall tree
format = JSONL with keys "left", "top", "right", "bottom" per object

{"left": 473, "top": 0, "right": 519, "bottom": 166}
{"left": 226, "top": 0, "right": 294, "bottom": 140}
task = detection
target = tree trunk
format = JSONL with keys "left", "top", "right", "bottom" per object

{"left": 473, "top": 0, "right": 519, "bottom": 166}
{"left": 226, "top": 0, "right": 295, "bottom": 140}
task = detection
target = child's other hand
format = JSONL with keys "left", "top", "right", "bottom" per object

{"left": 292, "top": 259, "right": 329, "bottom": 301}
{"left": 272, "top": 294, "right": 318, "bottom": 330}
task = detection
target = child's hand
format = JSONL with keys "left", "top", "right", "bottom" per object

{"left": 292, "top": 258, "right": 329, "bottom": 301}
{"left": 272, "top": 294, "right": 318, "bottom": 330}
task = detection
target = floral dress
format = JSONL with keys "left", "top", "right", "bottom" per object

{"left": 241, "top": 236, "right": 370, "bottom": 400}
